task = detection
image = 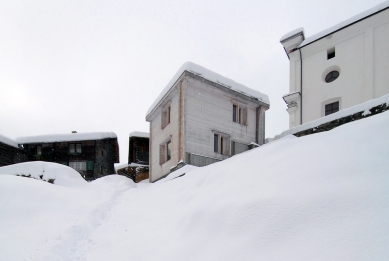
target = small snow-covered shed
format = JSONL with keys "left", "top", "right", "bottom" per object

{"left": 15, "top": 132, "right": 119, "bottom": 180}
{"left": 146, "top": 62, "right": 269, "bottom": 182}
{"left": 280, "top": 1, "right": 389, "bottom": 129}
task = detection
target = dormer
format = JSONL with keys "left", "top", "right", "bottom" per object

{"left": 280, "top": 28, "right": 305, "bottom": 59}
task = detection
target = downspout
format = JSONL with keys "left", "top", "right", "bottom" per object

{"left": 298, "top": 48, "right": 303, "bottom": 125}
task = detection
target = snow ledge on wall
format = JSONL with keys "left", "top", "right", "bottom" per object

{"left": 267, "top": 93, "right": 389, "bottom": 142}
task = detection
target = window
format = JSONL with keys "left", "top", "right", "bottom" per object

{"left": 213, "top": 132, "right": 230, "bottom": 155}
{"left": 214, "top": 134, "right": 218, "bottom": 153}
{"left": 166, "top": 141, "right": 171, "bottom": 161}
{"left": 69, "top": 143, "right": 82, "bottom": 154}
{"left": 159, "top": 138, "right": 172, "bottom": 164}
{"left": 325, "top": 101, "right": 339, "bottom": 116}
{"left": 325, "top": 71, "right": 339, "bottom": 83}
{"left": 161, "top": 104, "right": 171, "bottom": 129}
{"left": 232, "top": 104, "right": 247, "bottom": 125}
{"left": 36, "top": 145, "right": 42, "bottom": 155}
{"left": 327, "top": 47, "right": 335, "bottom": 59}
{"left": 69, "top": 161, "right": 87, "bottom": 171}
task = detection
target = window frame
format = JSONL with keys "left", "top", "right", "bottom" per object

{"left": 36, "top": 145, "right": 42, "bottom": 155}
{"left": 159, "top": 137, "right": 172, "bottom": 165}
{"left": 69, "top": 143, "right": 82, "bottom": 154}
{"left": 161, "top": 102, "right": 172, "bottom": 129}
{"left": 325, "top": 101, "right": 339, "bottom": 116}
{"left": 213, "top": 131, "right": 230, "bottom": 155}
{"left": 232, "top": 103, "right": 247, "bottom": 125}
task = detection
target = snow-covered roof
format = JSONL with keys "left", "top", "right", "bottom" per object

{"left": 300, "top": 1, "right": 389, "bottom": 47}
{"left": 16, "top": 132, "right": 117, "bottom": 144}
{"left": 0, "top": 133, "right": 19, "bottom": 148}
{"left": 146, "top": 62, "right": 270, "bottom": 118}
{"left": 129, "top": 131, "right": 149, "bottom": 138}
{"left": 280, "top": 27, "right": 304, "bottom": 43}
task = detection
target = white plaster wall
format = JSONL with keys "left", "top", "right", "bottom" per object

{"left": 184, "top": 77, "right": 261, "bottom": 160}
{"left": 148, "top": 87, "right": 181, "bottom": 182}
{"left": 287, "top": 9, "right": 389, "bottom": 128}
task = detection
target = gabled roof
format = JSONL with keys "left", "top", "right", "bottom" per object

{"left": 129, "top": 131, "right": 149, "bottom": 138}
{"left": 146, "top": 62, "right": 270, "bottom": 119}
{"left": 16, "top": 132, "right": 117, "bottom": 144}
{"left": 300, "top": 1, "right": 389, "bottom": 47}
{"left": 0, "top": 133, "right": 19, "bottom": 148}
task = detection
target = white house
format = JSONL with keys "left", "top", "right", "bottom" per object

{"left": 280, "top": 1, "right": 389, "bottom": 128}
{"left": 146, "top": 62, "right": 269, "bottom": 182}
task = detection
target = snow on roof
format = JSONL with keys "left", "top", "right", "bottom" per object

{"left": 129, "top": 131, "right": 149, "bottom": 138}
{"left": 267, "top": 93, "right": 389, "bottom": 142}
{"left": 16, "top": 132, "right": 117, "bottom": 144}
{"left": 280, "top": 27, "right": 304, "bottom": 42}
{"left": 146, "top": 62, "right": 270, "bottom": 118}
{"left": 300, "top": 1, "right": 389, "bottom": 47}
{"left": 0, "top": 133, "right": 19, "bottom": 148}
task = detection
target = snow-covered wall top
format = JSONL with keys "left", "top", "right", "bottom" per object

{"left": 0, "top": 133, "right": 19, "bottom": 148}
{"left": 146, "top": 62, "right": 270, "bottom": 118}
{"left": 267, "top": 93, "right": 389, "bottom": 142}
{"left": 300, "top": 1, "right": 389, "bottom": 47}
{"left": 129, "top": 131, "right": 149, "bottom": 138}
{"left": 280, "top": 27, "right": 304, "bottom": 42}
{"left": 16, "top": 132, "right": 117, "bottom": 144}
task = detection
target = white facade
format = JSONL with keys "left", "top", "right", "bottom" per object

{"left": 281, "top": 2, "right": 389, "bottom": 128}
{"left": 146, "top": 63, "right": 269, "bottom": 182}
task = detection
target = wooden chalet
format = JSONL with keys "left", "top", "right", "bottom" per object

{"left": 116, "top": 131, "right": 149, "bottom": 182}
{"left": 0, "top": 133, "right": 27, "bottom": 167}
{"left": 15, "top": 132, "right": 119, "bottom": 180}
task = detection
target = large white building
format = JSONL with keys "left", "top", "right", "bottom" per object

{"left": 280, "top": 1, "right": 389, "bottom": 128}
{"left": 146, "top": 62, "right": 269, "bottom": 182}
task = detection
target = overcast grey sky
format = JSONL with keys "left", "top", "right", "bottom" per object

{"left": 0, "top": 0, "right": 384, "bottom": 164}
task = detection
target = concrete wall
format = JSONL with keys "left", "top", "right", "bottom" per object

{"left": 184, "top": 75, "right": 260, "bottom": 160}
{"left": 148, "top": 78, "right": 183, "bottom": 182}
{"left": 287, "top": 9, "right": 389, "bottom": 128}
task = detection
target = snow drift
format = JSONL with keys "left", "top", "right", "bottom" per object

{"left": 0, "top": 161, "right": 88, "bottom": 188}
{"left": 1, "top": 111, "right": 389, "bottom": 260}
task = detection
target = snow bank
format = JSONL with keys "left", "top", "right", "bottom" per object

{"left": 156, "top": 164, "right": 198, "bottom": 183}
{"left": 146, "top": 62, "right": 270, "bottom": 118}
{"left": 0, "top": 161, "right": 88, "bottom": 188}
{"left": 0, "top": 133, "right": 19, "bottom": 148}
{"left": 300, "top": 1, "right": 389, "bottom": 47}
{"left": 129, "top": 131, "right": 149, "bottom": 138}
{"left": 16, "top": 132, "right": 117, "bottom": 144}
{"left": 268, "top": 92, "right": 389, "bottom": 142}
{"left": 1, "top": 111, "right": 389, "bottom": 260}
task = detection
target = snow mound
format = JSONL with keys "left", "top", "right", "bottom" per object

{"left": 156, "top": 164, "right": 199, "bottom": 183}
{"left": 0, "top": 161, "right": 88, "bottom": 188}
{"left": 1, "top": 112, "right": 389, "bottom": 260}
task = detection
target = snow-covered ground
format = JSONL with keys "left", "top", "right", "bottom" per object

{"left": 1, "top": 111, "right": 389, "bottom": 261}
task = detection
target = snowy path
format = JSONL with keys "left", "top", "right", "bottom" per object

{"left": 44, "top": 186, "right": 131, "bottom": 261}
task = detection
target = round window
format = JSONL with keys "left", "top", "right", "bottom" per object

{"left": 325, "top": 71, "right": 339, "bottom": 83}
